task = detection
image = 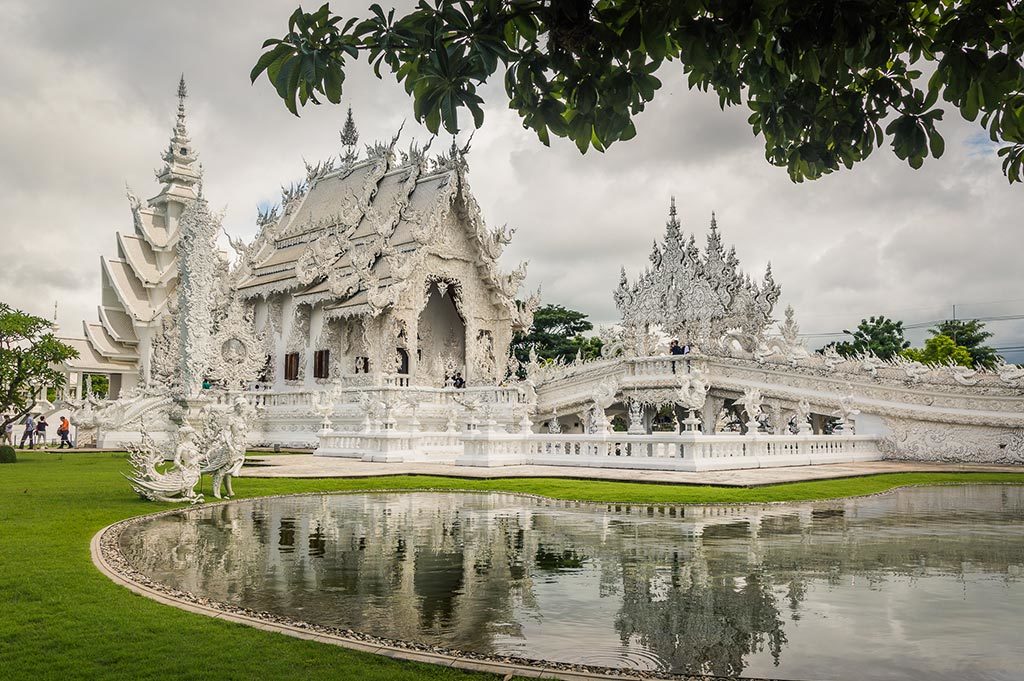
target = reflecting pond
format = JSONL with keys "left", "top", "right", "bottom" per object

{"left": 119, "top": 486, "right": 1024, "bottom": 680}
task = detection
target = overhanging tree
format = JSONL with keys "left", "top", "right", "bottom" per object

{"left": 254, "top": 2, "right": 1024, "bottom": 182}
{"left": 0, "top": 303, "right": 79, "bottom": 432}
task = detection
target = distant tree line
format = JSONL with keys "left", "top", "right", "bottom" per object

{"left": 823, "top": 316, "right": 1001, "bottom": 369}
{"left": 510, "top": 303, "right": 603, "bottom": 371}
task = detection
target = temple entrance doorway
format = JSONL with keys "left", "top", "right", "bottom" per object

{"left": 418, "top": 279, "right": 466, "bottom": 386}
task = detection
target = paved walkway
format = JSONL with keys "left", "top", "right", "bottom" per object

{"left": 240, "top": 455, "right": 1022, "bottom": 487}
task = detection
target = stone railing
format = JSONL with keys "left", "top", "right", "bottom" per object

{"left": 315, "top": 424, "right": 880, "bottom": 472}
{"left": 248, "top": 383, "right": 522, "bottom": 409}
{"left": 457, "top": 430, "right": 881, "bottom": 472}
{"left": 316, "top": 428, "right": 462, "bottom": 463}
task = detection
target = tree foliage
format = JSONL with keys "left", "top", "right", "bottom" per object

{"left": 254, "top": 1, "right": 1024, "bottom": 182}
{"left": 928, "top": 319, "right": 999, "bottom": 369}
{"left": 902, "top": 333, "right": 974, "bottom": 367}
{"left": 0, "top": 303, "right": 78, "bottom": 431}
{"left": 510, "top": 303, "right": 603, "bottom": 367}
{"left": 832, "top": 315, "right": 910, "bottom": 360}
{"left": 83, "top": 374, "right": 110, "bottom": 399}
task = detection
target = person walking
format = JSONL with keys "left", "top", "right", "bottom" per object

{"left": 35, "top": 416, "right": 48, "bottom": 448}
{"left": 57, "top": 416, "right": 73, "bottom": 449}
{"left": 19, "top": 414, "right": 35, "bottom": 449}
{"left": 2, "top": 416, "right": 12, "bottom": 446}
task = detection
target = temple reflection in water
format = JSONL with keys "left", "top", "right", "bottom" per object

{"left": 120, "top": 486, "right": 1024, "bottom": 679}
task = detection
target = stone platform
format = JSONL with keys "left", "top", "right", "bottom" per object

{"left": 239, "top": 455, "right": 1022, "bottom": 487}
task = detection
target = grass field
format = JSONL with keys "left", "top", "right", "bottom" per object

{"left": 1, "top": 451, "right": 1022, "bottom": 680}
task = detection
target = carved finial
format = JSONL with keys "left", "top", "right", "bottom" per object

{"left": 669, "top": 195, "right": 677, "bottom": 217}
{"left": 710, "top": 210, "right": 718, "bottom": 230}
{"left": 175, "top": 75, "right": 188, "bottom": 132}
{"left": 340, "top": 106, "right": 359, "bottom": 148}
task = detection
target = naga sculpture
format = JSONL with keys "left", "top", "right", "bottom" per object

{"left": 124, "top": 426, "right": 203, "bottom": 504}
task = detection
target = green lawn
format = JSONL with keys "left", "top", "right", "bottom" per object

{"left": 1, "top": 451, "right": 1022, "bottom": 680}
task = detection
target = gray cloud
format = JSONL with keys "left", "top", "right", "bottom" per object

{"left": 1, "top": 1, "right": 1022, "bottom": 361}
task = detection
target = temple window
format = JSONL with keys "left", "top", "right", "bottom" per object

{"left": 284, "top": 352, "right": 300, "bottom": 381}
{"left": 355, "top": 356, "right": 370, "bottom": 374}
{"left": 313, "top": 350, "right": 330, "bottom": 379}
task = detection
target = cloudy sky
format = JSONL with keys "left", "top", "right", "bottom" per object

{"left": 2, "top": 1, "right": 1022, "bottom": 360}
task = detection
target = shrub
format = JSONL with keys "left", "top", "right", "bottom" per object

{"left": 0, "top": 445, "right": 16, "bottom": 464}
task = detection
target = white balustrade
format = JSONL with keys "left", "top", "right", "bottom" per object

{"left": 456, "top": 431, "right": 881, "bottom": 471}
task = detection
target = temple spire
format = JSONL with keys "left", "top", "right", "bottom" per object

{"left": 155, "top": 75, "right": 201, "bottom": 199}
{"left": 665, "top": 196, "right": 682, "bottom": 246}
{"left": 175, "top": 74, "right": 189, "bottom": 138}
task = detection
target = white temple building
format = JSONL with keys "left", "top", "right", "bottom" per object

{"left": 59, "top": 77, "right": 200, "bottom": 399}
{"left": 58, "top": 80, "right": 1024, "bottom": 468}
{"left": 233, "top": 138, "right": 534, "bottom": 391}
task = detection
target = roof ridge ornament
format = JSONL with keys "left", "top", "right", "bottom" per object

{"left": 614, "top": 200, "right": 782, "bottom": 350}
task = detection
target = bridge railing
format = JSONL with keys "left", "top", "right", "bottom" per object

{"left": 316, "top": 424, "right": 881, "bottom": 471}
{"left": 455, "top": 430, "right": 881, "bottom": 471}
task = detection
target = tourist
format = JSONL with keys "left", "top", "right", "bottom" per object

{"left": 19, "top": 414, "right": 35, "bottom": 449}
{"left": 35, "top": 415, "right": 48, "bottom": 447}
{"left": 681, "top": 341, "right": 691, "bottom": 355}
{"left": 201, "top": 378, "right": 212, "bottom": 390}
{"left": 669, "top": 340, "right": 684, "bottom": 355}
{"left": 453, "top": 372, "right": 466, "bottom": 389}
{"left": 57, "top": 416, "right": 72, "bottom": 449}
{"left": 1, "top": 416, "right": 12, "bottom": 446}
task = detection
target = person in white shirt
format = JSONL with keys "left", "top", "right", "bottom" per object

{"left": 19, "top": 414, "right": 36, "bottom": 449}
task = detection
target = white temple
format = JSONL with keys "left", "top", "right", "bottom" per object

{"left": 60, "top": 77, "right": 200, "bottom": 398}
{"left": 233, "top": 136, "right": 534, "bottom": 391}
{"left": 59, "top": 81, "right": 1024, "bottom": 469}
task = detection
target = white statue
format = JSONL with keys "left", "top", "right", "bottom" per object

{"left": 124, "top": 426, "right": 203, "bottom": 504}
{"left": 795, "top": 399, "right": 812, "bottom": 434}
{"left": 738, "top": 388, "right": 764, "bottom": 434}
{"left": 200, "top": 397, "right": 253, "bottom": 499}
{"left": 832, "top": 396, "right": 859, "bottom": 434}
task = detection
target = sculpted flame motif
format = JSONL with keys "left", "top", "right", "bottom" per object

{"left": 614, "top": 200, "right": 780, "bottom": 351}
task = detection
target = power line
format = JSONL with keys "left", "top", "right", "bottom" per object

{"left": 799, "top": 312, "right": 1024, "bottom": 337}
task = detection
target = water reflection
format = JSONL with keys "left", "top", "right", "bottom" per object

{"left": 119, "top": 486, "right": 1024, "bottom": 680}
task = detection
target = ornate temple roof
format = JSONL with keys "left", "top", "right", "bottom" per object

{"left": 235, "top": 137, "right": 527, "bottom": 321}
{"left": 61, "top": 336, "right": 138, "bottom": 374}
{"left": 64, "top": 77, "right": 200, "bottom": 382}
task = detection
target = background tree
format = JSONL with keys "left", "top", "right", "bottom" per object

{"left": 928, "top": 319, "right": 999, "bottom": 369}
{"left": 0, "top": 303, "right": 78, "bottom": 432}
{"left": 901, "top": 334, "right": 974, "bottom": 367}
{"left": 831, "top": 315, "right": 910, "bottom": 360}
{"left": 254, "top": 2, "right": 1024, "bottom": 182}
{"left": 82, "top": 374, "right": 110, "bottom": 399}
{"left": 511, "top": 303, "right": 603, "bottom": 368}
